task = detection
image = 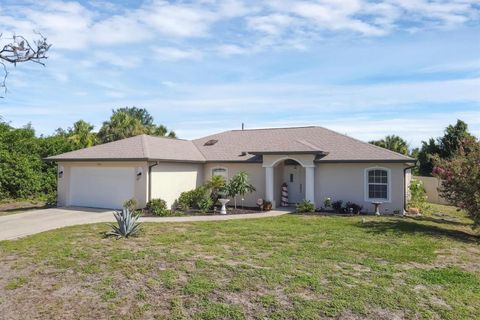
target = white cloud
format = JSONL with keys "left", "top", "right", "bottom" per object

{"left": 0, "top": 0, "right": 478, "bottom": 56}
{"left": 91, "top": 51, "right": 142, "bottom": 68}
{"left": 19, "top": 1, "right": 93, "bottom": 49}
{"left": 140, "top": 1, "right": 216, "bottom": 38}
{"left": 217, "top": 0, "right": 254, "bottom": 18}
{"left": 90, "top": 15, "right": 152, "bottom": 45}
{"left": 247, "top": 14, "right": 294, "bottom": 35}
{"left": 215, "top": 44, "right": 250, "bottom": 56}
{"left": 391, "top": 0, "right": 476, "bottom": 28}
{"left": 161, "top": 81, "right": 177, "bottom": 87}
{"left": 418, "top": 59, "right": 480, "bottom": 73}
{"left": 105, "top": 90, "right": 125, "bottom": 98}
{"left": 152, "top": 46, "right": 202, "bottom": 61}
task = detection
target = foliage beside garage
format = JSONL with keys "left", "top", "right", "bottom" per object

{"left": 0, "top": 122, "right": 76, "bottom": 200}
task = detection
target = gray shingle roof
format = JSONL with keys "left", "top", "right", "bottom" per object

{"left": 47, "top": 134, "right": 206, "bottom": 162}
{"left": 48, "top": 126, "right": 415, "bottom": 163}
{"left": 193, "top": 126, "right": 415, "bottom": 162}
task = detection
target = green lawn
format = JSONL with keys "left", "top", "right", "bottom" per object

{"left": 0, "top": 204, "right": 478, "bottom": 319}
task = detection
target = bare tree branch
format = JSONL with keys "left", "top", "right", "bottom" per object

{"left": 0, "top": 32, "right": 52, "bottom": 97}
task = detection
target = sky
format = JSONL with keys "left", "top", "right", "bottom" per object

{"left": 0, "top": 0, "right": 479, "bottom": 147}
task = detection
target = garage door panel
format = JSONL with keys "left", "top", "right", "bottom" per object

{"left": 69, "top": 167, "right": 135, "bottom": 209}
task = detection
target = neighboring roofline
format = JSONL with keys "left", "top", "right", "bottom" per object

{"left": 229, "top": 125, "right": 317, "bottom": 132}
{"left": 45, "top": 157, "right": 206, "bottom": 163}
{"left": 46, "top": 157, "right": 416, "bottom": 164}
{"left": 316, "top": 159, "right": 416, "bottom": 164}
{"left": 202, "top": 159, "right": 416, "bottom": 164}
{"left": 45, "top": 157, "right": 150, "bottom": 162}
{"left": 204, "top": 160, "right": 263, "bottom": 163}
{"left": 247, "top": 151, "right": 328, "bottom": 155}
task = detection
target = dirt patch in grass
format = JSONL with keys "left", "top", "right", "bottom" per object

{"left": 0, "top": 200, "right": 47, "bottom": 215}
{"left": 337, "top": 308, "right": 405, "bottom": 320}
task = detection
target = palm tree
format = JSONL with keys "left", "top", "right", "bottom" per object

{"left": 369, "top": 135, "right": 409, "bottom": 155}
{"left": 98, "top": 108, "right": 177, "bottom": 143}
{"left": 226, "top": 172, "right": 256, "bottom": 209}
{"left": 98, "top": 112, "right": 144, "bottom": 143}
{"left": 205, "top": 175, "right": 226, "bottom": 203}
{"left": 68, "top": 120, "right": 96, "bottom": 148}
{"left": 148, "top": 124, "right": 177, "bottom": 138}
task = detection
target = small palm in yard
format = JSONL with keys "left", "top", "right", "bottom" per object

{"left": 226, "top": 171, "right": 256, "bottom": 209}
{"left": 205, "top": 175, "right": 226, "bottom": 203}
{"left": 106, "top": 208, "right": 141, "bottom": 239}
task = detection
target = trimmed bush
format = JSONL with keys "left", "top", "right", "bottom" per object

{"left": 178, "top": 186, "right": 213, "bottom": 212}
{"left": 198, "top": 197, "right": 214, "bottom": 213}
{"left": 345, "top": 201, "right": 363, "bottom": 214}
{"left": 332, "top": 200, "right": 344, "bottom": 213}
{"left": 146, "top": 198, "right": 169, "bottom": 216}
{"left": 296, "top": 199, "right": 315, "bottom": 213}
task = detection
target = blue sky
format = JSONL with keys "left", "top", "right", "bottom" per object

{"left": 0, "top": 0, "right": 479, "bottom": 147}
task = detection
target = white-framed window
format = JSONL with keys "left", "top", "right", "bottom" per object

{"left": 212, "top": 167, "right": 228, "bottom": 180}
{"left": 364, "top": 167, "right": 391, "bottom": 202}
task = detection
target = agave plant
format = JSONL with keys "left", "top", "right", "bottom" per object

{"left": 106, "top": 208, "right": 142, "bottom": 239}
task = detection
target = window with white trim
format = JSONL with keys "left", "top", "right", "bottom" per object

{"left": 366, "top": 169, "right": 389, "bottom": 200}
{"left": 212, "top": 167, "right": 228, "bottom": 180}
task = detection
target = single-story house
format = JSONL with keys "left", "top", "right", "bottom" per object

{"left": 47, "top": 126, "right": 416, "bottom": 213}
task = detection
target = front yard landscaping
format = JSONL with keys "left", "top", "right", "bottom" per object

{"left": 0, "top": 203, "right": 478, "bottom": 319}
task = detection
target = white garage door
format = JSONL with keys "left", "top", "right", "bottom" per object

{"left": 69, "top": 167, "right": 135, "bottom": 209}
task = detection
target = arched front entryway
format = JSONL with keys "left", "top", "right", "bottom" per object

{"left": 262, "top": 154, "right": 316, "bottom": 209}
{"left": 277, "top": 159, "right": 305, "bottom": 206}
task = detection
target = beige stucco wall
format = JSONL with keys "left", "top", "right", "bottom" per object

{"left": 315, "top": 163, "right": 408, "bottom": 214}
{"left": 203, "top": 162, "right": 265, "bottom": 207}
{"left": 405, "top": 169, "right": 412, "bottom": 201}
{"left": 150, "top": 162, "right": 204, "bottom": 209}
{"left": 414, "top": 175, "right": 449, "bottom": 205}
{"left": 203, "top": 161, "right": 409, "bottom": 213}
{"left": 57, "top": 161, "right": 149, "bottom": 208}
{"left": 58, "top": 159, "right": 410, "bottom": 213}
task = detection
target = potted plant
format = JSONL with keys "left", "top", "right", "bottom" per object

{"left": 263, "top": 201, "right": 272, "bottom": 211}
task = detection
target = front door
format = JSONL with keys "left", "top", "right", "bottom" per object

{"left": 283, "top": 164, "right": 305, "bottom": 204}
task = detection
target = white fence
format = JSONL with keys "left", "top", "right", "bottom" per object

{"left": 413, "top": 176, "right": 449, "bottom": 205}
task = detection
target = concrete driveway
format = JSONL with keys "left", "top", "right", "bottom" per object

{"left": 0, "top": 207, "right": 114, "bottom": 241}
{"left": 0, "top": 207, "right": 289, "bottom": 241}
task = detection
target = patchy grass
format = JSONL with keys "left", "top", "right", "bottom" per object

{"left": 0, "top": 205, "right": 478, "bottom": 319}
{"left": 421, "top": 202, "right": 474, "bottom": 225}
{"left": 0, "top": 199, "right": 47, "bottom": 216}
{"left": 4, "top": 277, "right": 29, "bottom": 290}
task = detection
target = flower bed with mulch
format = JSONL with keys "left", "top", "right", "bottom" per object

{"left": 140, "top": 206, "right": 266, "bottom": 217}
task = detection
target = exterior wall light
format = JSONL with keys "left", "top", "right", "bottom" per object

{"left": 136, "top": 167, "right": 143, "bottom": 180}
